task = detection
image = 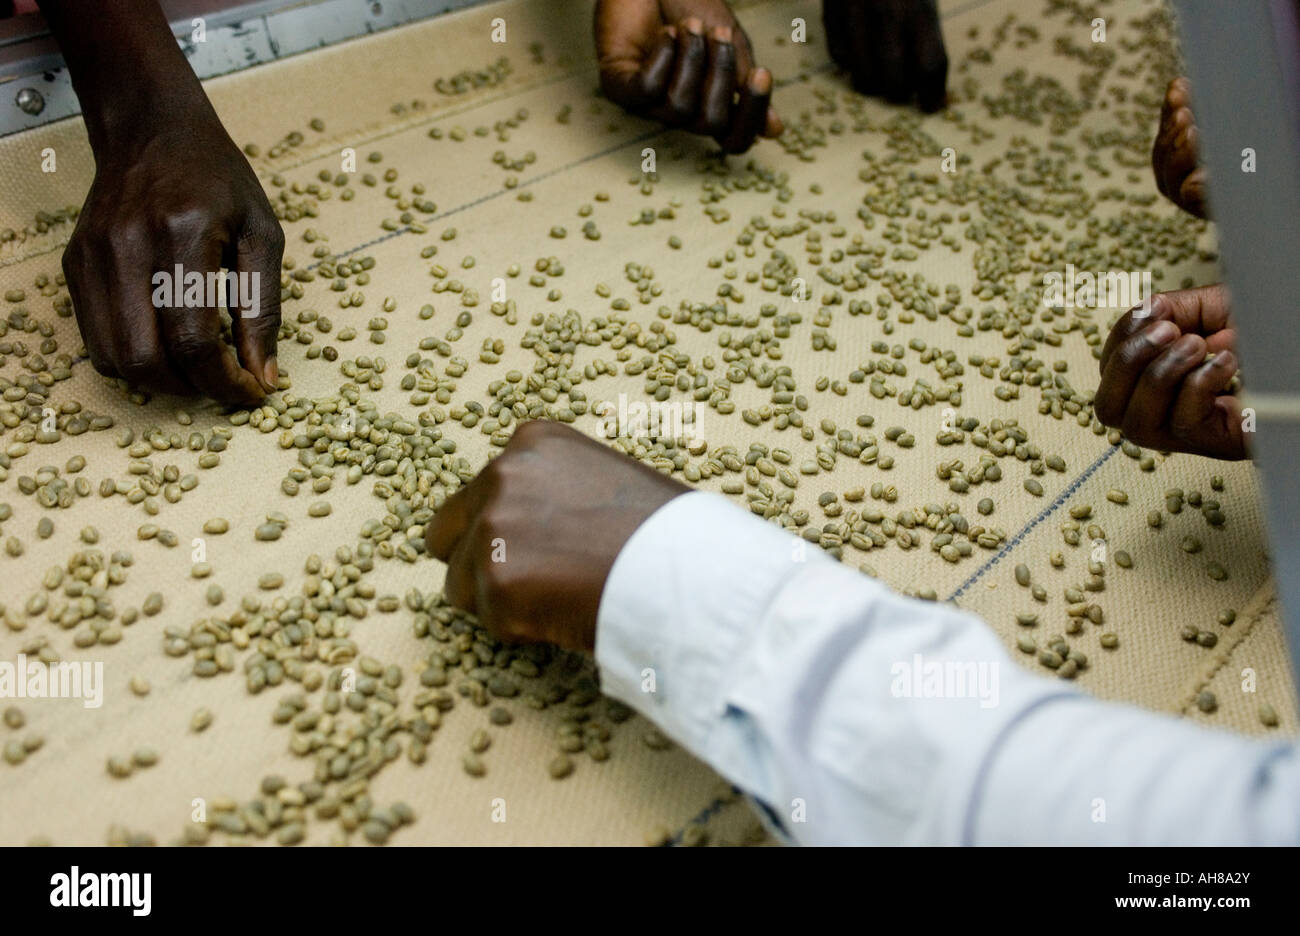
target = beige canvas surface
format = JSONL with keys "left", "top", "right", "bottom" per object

{"left": 0, "top": 0, "right": 1292, "bottom": 846}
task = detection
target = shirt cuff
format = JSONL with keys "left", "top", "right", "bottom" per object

{"left": 594, "top": 491, "right": 834, "bottom": 750}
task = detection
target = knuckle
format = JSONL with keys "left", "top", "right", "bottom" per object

{"left": 599, "top": 72, "right": 633, "bottom": 106}
{"left": 1118, "top": 414, "right": 1145, "bottom": 442}
{"left": 61, "top": 232, "right": 87, "bottom": 268}
{"left": 155, "top": 203, "right": 211, "bottom": 240}
{"left": 167, "top": 332, "right": 213, "bottom": 367}
{"left": 700, "top": 112, "right": 729, "bottom": 137}
{"left": 1094, "top": 390, "right": 1119, "bottom": 426}
{"left": 88, "top": 354, "right": 118, "bottom": 379}
{"left": 1168, "top": 412, "right": 1198, "bottom": 440}
{"left": 255, "top": 217, "right": 286, "bottom": 255}
{"left": 102, "top": 220, "right": 151, "bottom": 272}
{"left": 1113, "top": 337, "right": 1148, "bottom": 371}
{"left": 665, "top": 99, "right": 695, "bottom": 123}
{"left": 511, "top": 418, "right": 556, "bottom": 444}
{"left": 1145, "top": 292, "right": 1173, "bottom": 321}
{"left": 476, "top": 517, "right": 506, "bottom": 550}
{"left": 118, "top": 350, "right": 162, "bottom": 382}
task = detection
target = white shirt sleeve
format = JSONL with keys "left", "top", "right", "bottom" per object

{"left": 594, "top": 491, "right": 1300, "bottom": 845}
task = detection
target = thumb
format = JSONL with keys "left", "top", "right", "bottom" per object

{"left": 730, "top": 22, "right": 782, "bottom": 137}
{"left": 230, "top": 215, "right": 284, "bottom": 393}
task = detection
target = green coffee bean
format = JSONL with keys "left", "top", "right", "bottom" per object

{"left": 1259, "top": 703, "right": 1279, "bottom": 728}
{"left": 1014, "top": 564, "right": 1030, "bottom": 587}
{"left": 132, "top": 747, "right": 158, "bottom": 768}
{"left": 255, "top": 523, "right": 283, "bottom": 541}
{"left": 190, "top": 708, "right": 213, "bottom": 733}
{"left": 1195, "top": 690, "right": 1217, "bottom": 713}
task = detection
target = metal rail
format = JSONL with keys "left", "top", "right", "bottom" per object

{"left": 0, "top": 0, "right": 495, "bottom": 136}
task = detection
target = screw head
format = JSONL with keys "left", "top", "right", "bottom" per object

{"left": 15, "top": 87, "right": 44, "bottom": 116}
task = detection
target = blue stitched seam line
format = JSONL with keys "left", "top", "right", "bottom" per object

{"left": 947, "top": 444, "right": 1120, "bottom": 604}
{"left": 307, "top": 129, "right": 666, "bottom": 269}
{"left": 667, "top": 787, "right": 744, "bottom": 846}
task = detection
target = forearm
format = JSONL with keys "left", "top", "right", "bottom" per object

{"left": 595, "top": 491, "right": 1300, "bottom": 845}
{"left": 37, "top": 0, "right": 208, "bottom": 152}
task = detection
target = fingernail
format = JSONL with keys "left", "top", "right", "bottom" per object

{"left": 262, "top": 355, "right": 278, "bottom": 391}
{"left": 1147, "top": 321, "right": 1179, "bottom": 345}
{"left": 1212, "top": 350, "right": 1237, "bottom": 371}
{"left": 713, "top": 25, "right": 732, "bottom": 43}
{"left": 684, "top": 17, "right": 703, "bottom": 35}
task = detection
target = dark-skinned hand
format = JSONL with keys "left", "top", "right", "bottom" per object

{"left": 1153, "top": 76, "right": 1209, "bottom": 219}
{"left": 595, "top": 0, "right": 782, "bottom": 154}
{"left": 424, "top": 421, "right": 688, "bottom": 652}
{"left": 1095, "top": 284, "right": 1247, "bottom": 460}
{"left": 824, "top": 0, "right": 948, "bottom": 111}
{"left": 43, "top": 0, "right": 282, "bottom": 405}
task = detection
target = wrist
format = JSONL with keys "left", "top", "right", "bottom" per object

{"left": 40, "top": 0, "right": 209, "bottom": 153}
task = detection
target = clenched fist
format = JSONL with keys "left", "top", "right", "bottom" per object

{"left": 425, "top": 421, "right": 688, "bottom": 651}
{"left": 1095, "top": 285, "right": 1246, "bottom": 460}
